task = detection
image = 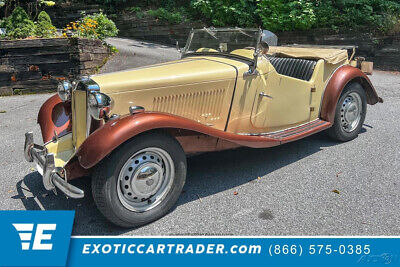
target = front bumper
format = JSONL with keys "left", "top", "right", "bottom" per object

{"left": 24, "top": 132, "right": 84, "bottom": 199}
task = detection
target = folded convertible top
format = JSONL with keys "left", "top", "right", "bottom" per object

{"left": 268, "top": 46, "right": 348, "bottom": 65}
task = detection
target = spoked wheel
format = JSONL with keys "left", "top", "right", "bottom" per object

{"left": 92, "top": 132, "right": 187, "bottom": 228}
{"left": 327, "top": 82, "right": 367, "bottom": 142}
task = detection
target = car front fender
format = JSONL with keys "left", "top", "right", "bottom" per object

{"left": 75, "top": 112, "right": 281, "bottom": 169}
{"left": 320, "top": 65, "right": 383, "bottom": 123}
{"left": 38, "top": 94, "right": 72, "bottom": 143}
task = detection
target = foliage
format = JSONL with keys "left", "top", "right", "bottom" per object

{"left": 312, "top": 0, "right": 400, "bottom": 33}
{"left": 146, "top": 8, "right": 184, "bottom": 24}
{"left": 189, "top": 0, "right": 400, "bottom": 33}
{"left": 257, "top": 0, "right": 316, "bottom": 31}
{"left": 0, "top": 0, "right": 57, "bottom": 19}
{"left": 105, "top": 43, "right": 119, "bottom": 54}
{"left": 86, "top": 12, "right": 119, "bottom": 39}
{"left": 191, "top": 0, "right": 258, "bottom": 27}
{"left": 35, "top": 11, "right": 56, "bottom": 38}
{"left": 4, "top": 7, "right": 36, "bottom": 39}
{"left": 64, "top": 12, "right": 118, "bottom": 40}
{"left": 125, "top": 6, "right": 141, "bottom": 13}
{"left": 124, "top": 6, "right": 145, "bottom": 19}
{"left": 38, "top": 0, "right": 55, "bottom": 6}
{"left": 76, "top": 0, "right": 400, "bottom": 33}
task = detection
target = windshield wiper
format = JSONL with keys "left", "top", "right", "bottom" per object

{"left": 235, "top": 27, "right": 253, "bottom": 38}
{"left": 203, "top": 27, "right": 218, "bottom": 40}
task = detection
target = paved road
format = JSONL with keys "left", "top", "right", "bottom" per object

{"left": 100, "top": 38, "right": 180, "bottom": 73}
{"left": 0, "top": 38, "right": 399, "bottom": 236}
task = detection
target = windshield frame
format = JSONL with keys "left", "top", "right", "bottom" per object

{"left": 181, "top": 27, "right": 263, "bottom": 62}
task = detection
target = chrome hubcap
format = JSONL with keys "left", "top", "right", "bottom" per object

{"left": 117, "top": 147, "right": 175, "bottom": 212}
{"left": 340, "top": 92, "right": 362, "bottom": 133}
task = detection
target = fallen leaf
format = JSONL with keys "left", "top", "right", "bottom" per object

{"left": 0, "top": 110, "right": 6, "bottom": 113}
{"left": 8, "top": 190, "right": 14, "bottom": 193}
{"left": 233, "top": 191, "right": 238, "bottom": 195}
{"left": 332, "top": 189, "right": 340, "bottom": 194}
{"left": 30, "top": 167, "right": 35, "bottom": 172}
{"left": 41, "top": 193, "right": 49, "bottom": 198}
{"left": 257, "top": 176, "right": 261, "bottom": 180}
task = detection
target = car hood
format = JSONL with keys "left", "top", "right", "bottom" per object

{"left": 91, "top": 57, "right": 242, "bottom": 94}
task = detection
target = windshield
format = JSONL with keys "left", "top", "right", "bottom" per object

{"left": 182, "top": 28, "right": 262, "bottom": 59}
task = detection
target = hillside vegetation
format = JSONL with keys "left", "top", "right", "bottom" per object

{"left": 107, "top": 0, "right": 400, "bottom": 33}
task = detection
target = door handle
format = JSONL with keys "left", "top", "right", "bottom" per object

{"left": 259, "top": 92, "right": 273, "bottom": 99}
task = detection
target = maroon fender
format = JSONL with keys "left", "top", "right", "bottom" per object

{"left": 320, "top": 65, "right": 383, "bottom": 123}
{"left": 75, "top": 112, "right": 281, "bottom": 169}
{"left": 38, "top": 94, "right": 71, "bottom": 143}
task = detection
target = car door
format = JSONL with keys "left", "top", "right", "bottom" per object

{"left": 251, "top": 63, "right": 313, "bottom": 132}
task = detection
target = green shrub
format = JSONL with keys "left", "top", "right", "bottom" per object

{"left": 190, "top": 0, "right": 400, "bottom": 32}
{"left": 35, "top": 11, "right": 56, "bottom": 38}
{"left": 124, "top": 6, "right": 145, "bottom": 19}
{"left": 6, "top": 7, "right": 36, "bottom": 39}
{"left": 87, "top": 12, "right": 119, "bottom": 40}
{"left": 191, "top": 0, "right": 258, "bottom": 27}
{"left": 258, "top": 0, "right": 316, "bottom": 31}
{"left": 65, "top": 12, "right": 119, "bottom": 40}
{"left": 0, "top": 17, "right": 11, "bottom": 33}
{"left": 125, "top": 6, "right": 141, "bottom": 13}
{"left": 313, "top": 0, "right": 400, "bottom": 33}
{"left": 146, "top": 8, "right": 184, "bottom": 24}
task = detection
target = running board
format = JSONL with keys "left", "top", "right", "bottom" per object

{"left": 262, "top": 119, "right": 331, "bottom": 144}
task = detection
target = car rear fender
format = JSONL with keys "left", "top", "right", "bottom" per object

{"left": 320, "top": 65, "right": 383, "bottom": 123}
{"left": 75, "top": 112, "right": 280, "bottom": 169}
{"left": 38, "top": 94, "right": 72, "bottom": 143}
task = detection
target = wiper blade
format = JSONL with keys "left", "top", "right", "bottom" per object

{"left": 203, "top": 27, "right": 218, "bottom": 40}
{"left": 235, "top": 27, "right": 253, "bottom": 38}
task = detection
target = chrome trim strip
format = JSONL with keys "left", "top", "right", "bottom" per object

{"left": 237, "top": 119, "right": 321, "bottom": 136}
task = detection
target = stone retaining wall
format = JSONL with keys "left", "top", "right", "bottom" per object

{"left": 0, "top": 38, "right": 110, "bottom": 96}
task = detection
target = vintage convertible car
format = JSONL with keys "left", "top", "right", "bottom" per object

{"left": 24, "top": 28, "right": 382, "bottom": 227}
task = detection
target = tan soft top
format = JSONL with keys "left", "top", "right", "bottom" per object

{"left": 268, "top": 46, "right": 348, "bottom": 64}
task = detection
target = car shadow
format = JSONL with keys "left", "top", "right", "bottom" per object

{"left": 14, "top": 128, "right": 367, "bottom": 234}
{"left": 178, "top": 131, "right": 338, "bottom": 206}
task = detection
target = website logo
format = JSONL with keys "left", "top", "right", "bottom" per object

{"left": 12, "top": 223, "right": 56, "bottom": 250}
{"left": 0, "top": 211, "right": 74, "bottom": 266}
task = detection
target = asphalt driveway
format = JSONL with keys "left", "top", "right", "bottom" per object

{"left": 0, "top": 38, "right": 399, "bottom": 236}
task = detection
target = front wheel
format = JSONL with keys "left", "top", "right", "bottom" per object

{"left": 92, "top": 132, "right": 187, "bottom": 228}
{"left": 327, "top": 82, "right": 367, "bottom": 142}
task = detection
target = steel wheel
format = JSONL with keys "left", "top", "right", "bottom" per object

{"left": 327, "top": 82, "right": 367, "bottom": 142}
{"left": 117, "top": 147, "right": 175, "bottom": 212}
{"left": 340, "top": 92, "right": 362, "bottom": 133}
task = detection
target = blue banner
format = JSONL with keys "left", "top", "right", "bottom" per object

{"left": 0, "top": 210, "right": 74, "bottom": 267}
{"left": 0, "top": 211, "right": 399, "bottom": 266}
{"left": 67, "top": 237, "right": 400, "bottom": 266}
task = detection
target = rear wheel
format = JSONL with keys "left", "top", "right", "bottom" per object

{"left": 92, "top": 132, "right": 187, "bottom": 228}
{"left": 327, "top": 82, "right": 367, "bottom": 142}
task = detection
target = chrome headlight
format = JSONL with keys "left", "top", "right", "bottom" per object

{"left": 57, "top": 80, "right": 72, "bottom": 102}
{"left": 88, "top": 92, "right": 113, "bottom": 120}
